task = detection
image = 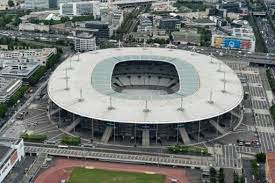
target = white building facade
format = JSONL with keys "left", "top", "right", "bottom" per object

{"left": 74, "top": 33, "right": 96, "bottom": 52}
{"left": 0, "top": 138, "right": 25, "bottom": 183}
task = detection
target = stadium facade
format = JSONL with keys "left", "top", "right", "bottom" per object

{"left": 47, "top": 47, "right": 244, "bottom": 146}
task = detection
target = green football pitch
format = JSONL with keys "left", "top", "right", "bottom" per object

{"left": 68, "top": 167, "right": 165, "bottom": 183}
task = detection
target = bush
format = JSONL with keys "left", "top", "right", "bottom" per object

{"left": 21, "top": 133, "right": 47, "bottom": 143}
{"left": 218, "top": 168, "right": 224, "bottom": 183}
{"left": 251, "top": 159, "right": 259, "bottom": 181}
{"left": 61, "top": 135, "right": 81, "bottom": 146}
{"left": 168, "top": 145, "right": 209, "bottom": 155}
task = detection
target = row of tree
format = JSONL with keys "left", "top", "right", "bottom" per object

{"left": 0, "top": 85, "right": 29, "bottom": 119}
{"left": 29, "top": 15, "right": 94, "bottom": 26}
{"left": 21, "top": 132, "right": 48, "bottom": 143}
{"left": 209, "top": 167, "right": 225, "bottom": 183}
{"left": 0, "top": 47, "right": 62, "bottom": 118}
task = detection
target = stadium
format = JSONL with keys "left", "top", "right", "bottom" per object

{"left": 47, "top": 47, "right": 244, "bottom": 146}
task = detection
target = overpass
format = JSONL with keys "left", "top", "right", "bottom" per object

{"left": 113, "top": 0, "right": 156, "bottom": 8}
{"left": 24, "top": 144, "right": 242, "bottom": 169}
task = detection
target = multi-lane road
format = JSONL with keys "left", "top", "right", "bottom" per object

{"left": 0, "top": 30, "right": 275, "bottom": 64}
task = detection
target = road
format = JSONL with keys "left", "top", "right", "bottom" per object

{"left": 0, "top": 80, "right": 48, "bottom": 137}
{"left": 255, "top": 17, "right": 275, "bottom": 53}
{"left": 0, "top": 30, "right": 70, "bottom": 42}
{"left": 1, "top": 29, "right": 275, "bottom": 64}
{"left": 0, "top": 51, "right": 71, "bottom": 138}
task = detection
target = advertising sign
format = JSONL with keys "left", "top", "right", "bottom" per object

{"left": 223, "top": 38, "right": 241, "bottom": 49}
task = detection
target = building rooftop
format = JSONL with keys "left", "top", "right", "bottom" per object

{"left": 0, "top": 62, "right": 40, "bottom": 79}
{"left": 0, "top": 77, "right": 22, "bottom": 97}
{"left": 0, "top": 48, "right": 57, "bottom": 62}
{"left": 76, "top": 32, "right": 94, "bottom": 39}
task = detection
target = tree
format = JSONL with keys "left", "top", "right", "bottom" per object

{"left": 8, "top": 0, "right": 14, "bottom": 7}
{"left": 13, "top": 16, "right": 21, "bottom": 26}
{"left": 218, "top": 168, "right": 225, "bottom": 183}
{"left": 210, "top": 167, "right": 216, "bottom": 183}
{"left": 256, "top": 152, "right": 266, "bottom": 163}
{"left": 0, "top": 104, "right": 7, "bottom": 118}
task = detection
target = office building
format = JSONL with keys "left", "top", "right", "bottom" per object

{"left": 159, "top": 17, "right": 181, "bottom": 30}
{"left": 25, "top": 0, "right": 50, "bottom": 9}
{"left": 60, "top": 1, "right": 97, "bottom": 16}
{"left": 80, "top": 21, "right": 113, "bottom": 40}
{"left": 0, "top": 62, "right": 40, "bottom": 79}
{"left": 0, "top": 48, "right": 57, "bottom": 66}
{"left": 74, "top": 32, "right": 96, "bottom": 52}
{"left": 0, "top": 78, "right": 22, "bottom": 102}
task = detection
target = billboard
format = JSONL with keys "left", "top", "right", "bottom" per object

{"left": 223, "top": 38, "right": 241, "bottom": 49}
{"left": 213, "top": 36, "right": 252, "bottom": 50}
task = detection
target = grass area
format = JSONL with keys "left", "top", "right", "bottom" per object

{"left": 68, "top": 168, "right": 165, "bottom": 183}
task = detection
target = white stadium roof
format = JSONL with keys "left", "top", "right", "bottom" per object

{"left": 48, "top": 47, "right": 243, "bottom": 124}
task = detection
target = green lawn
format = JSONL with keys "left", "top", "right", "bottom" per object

{"left": 68, "top": 167, "right": 165, "bottom": 183}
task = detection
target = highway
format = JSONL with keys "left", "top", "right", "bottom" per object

{"left": 0, "top": 30, "right": 275, "bottom": 64}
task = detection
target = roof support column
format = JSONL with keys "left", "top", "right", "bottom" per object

{"left": 91, "top": 119, "right": 94, "bottom": 142}
{"left": 216, "top": 116, "right": 219, "bottom": 137}
{"left": 176, "top": 124, "right": 179, "bottom": 144}
{"left": 134, "top": 123, "right": 137, "bottom": 145}
{"left": 198, "top": 120, "right": 201, "bottom": 143}
{"left": 58, "top": 108, "right": 61, "bottom": 127}
{"left": 155, "top": 124, "right": 158, "bottom": 145}
{"left": 113, "top": 122, "right": 116, "bottom": 144}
